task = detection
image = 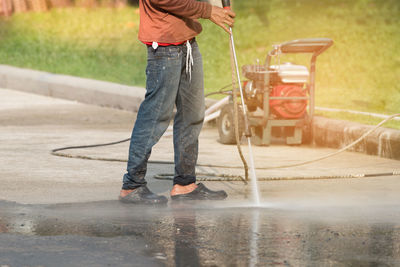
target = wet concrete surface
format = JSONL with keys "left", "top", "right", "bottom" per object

{"left": 1, "top": 199, "right": 400, "bottom": 266}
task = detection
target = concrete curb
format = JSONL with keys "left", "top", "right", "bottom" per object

{"left": 313, "top": 117, "right": 400, "bottom": 160}
{"left": 0, "top": 65, "right": 145, "bottom": 112}
{"left": 1, "top": 65, "right": 399, "bottom": 160}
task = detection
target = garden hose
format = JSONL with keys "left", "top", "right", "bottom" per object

{"left": 204, "top": 83, "right": 232, "bottom": 97}
{"left": 153, "top": 171, "right": 400, "bottom": 182}
{"left": 51, "top": 111, "right": 400, "bottom": 183}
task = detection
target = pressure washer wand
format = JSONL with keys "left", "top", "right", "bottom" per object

{"left": 222, "top": 0, "right": 251, "bottom": 138}
{"left": 222, "top": 0, "right": 261, "bottom": 205}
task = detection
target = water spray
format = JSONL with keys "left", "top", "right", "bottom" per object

{"left": 222, "top": 0, "right": 261, "bottom": 206}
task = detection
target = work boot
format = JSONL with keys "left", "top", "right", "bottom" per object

{"left": 119, "top": 186, "right": 168, "bottom": 204}
{"left": 171, "top": 183, "right": 227, "bottom": 201}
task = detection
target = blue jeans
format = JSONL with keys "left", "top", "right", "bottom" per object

{"left": 122, "top": 40, "right": 205, "bottom": 190}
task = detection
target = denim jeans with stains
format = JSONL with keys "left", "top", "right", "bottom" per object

{"left": 122, "top": 41, "right": 205, "bottom": 190}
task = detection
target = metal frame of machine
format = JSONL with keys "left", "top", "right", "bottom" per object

{"left": 218, "top": 38, "right": 333, "bottom": 146}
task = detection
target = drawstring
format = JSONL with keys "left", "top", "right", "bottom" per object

{"left": 185, "top": 40, "right": 194, "bottom": 82}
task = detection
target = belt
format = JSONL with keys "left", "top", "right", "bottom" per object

{"left": 144, "top": 38, "right": 195, "bottom": 81}
{"left": 143, "top": 38, "right": 195, "bottom": 48}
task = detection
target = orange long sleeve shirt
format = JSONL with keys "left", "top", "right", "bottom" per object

{"left": 138, "top": 0, "right": 212, "bottom": 44}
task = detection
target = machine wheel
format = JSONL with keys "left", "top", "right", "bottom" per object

{"left": 217, "top": 104, "right": 244, "bottom": 144}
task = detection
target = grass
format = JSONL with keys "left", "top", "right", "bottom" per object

{"left": 0, "top": 8, "right": 146, "bottom": 86}
{"left": 0, "top": 0, "right": 399, "bottom": 129}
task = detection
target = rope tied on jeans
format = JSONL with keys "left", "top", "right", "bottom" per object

{"left": 185, "top": 40, "right": 194, "bottom": 81}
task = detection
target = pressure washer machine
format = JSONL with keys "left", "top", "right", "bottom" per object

{"left": 218, "top": 38, "right": 333, "bottom": 145}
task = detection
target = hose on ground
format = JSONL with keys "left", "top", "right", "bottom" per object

{"left": 51, "top": 114, "right": 400, "bottom": 182}
{"left": 154, "top": 171, "right": 400, "bottom": 182}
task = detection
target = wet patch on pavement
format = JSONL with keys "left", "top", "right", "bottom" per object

{"left": 0, "top": 200, "right": 400, "bottom": 266}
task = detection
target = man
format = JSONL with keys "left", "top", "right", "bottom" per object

{"left": 119, "top": 0, "right": 235, "bottom": 204}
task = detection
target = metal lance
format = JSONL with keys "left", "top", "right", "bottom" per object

{"left": 222, "top": 0, "right": 261, "bottom": 205}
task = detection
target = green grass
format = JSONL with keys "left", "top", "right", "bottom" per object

{"left": 0, "top": 0, "right": 399, "bottom": 129}
{"left": 0, "top": 8, "right": 146, "bottom": 86}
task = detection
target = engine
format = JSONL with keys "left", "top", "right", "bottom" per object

{"left": 243, "top": 62, "right": 309, "bottom": 119}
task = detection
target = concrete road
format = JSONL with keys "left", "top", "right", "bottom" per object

{"left": 1, "top": 88, "right": 399, "bottom": 205}
{"left": 1, "top": 88, "right": 400, "bottom": 266}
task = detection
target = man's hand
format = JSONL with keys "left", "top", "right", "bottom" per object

{"left": 209, "top": 5, "right": 236, "bottom": 34}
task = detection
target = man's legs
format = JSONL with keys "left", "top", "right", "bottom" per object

{"left": 120, "top": 42, "right": 227, "bottom": 202}
{"left": 172, "top": 41, "right": 205, "bottom": 187}
{"left": 170, "top": 42, "right": 227, "bottom": 200}
{"left": 122, "top": 46, "right": 182, "bottom": 191}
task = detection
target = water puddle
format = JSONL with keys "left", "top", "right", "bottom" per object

{"left": 1, "top": 200, "right": 400, "bottom": 266}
